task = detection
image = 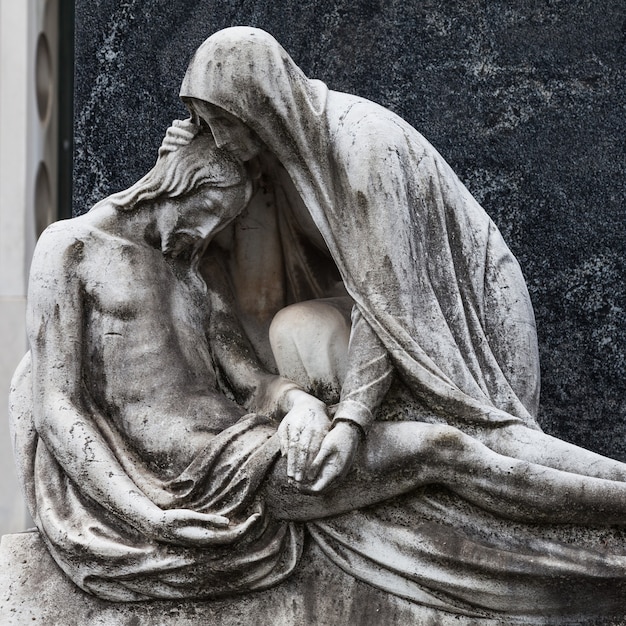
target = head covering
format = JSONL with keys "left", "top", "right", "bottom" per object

{"left": 181, "top": 27, "right": 329, "bottom": 179}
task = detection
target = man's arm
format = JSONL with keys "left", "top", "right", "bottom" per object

{"left": 204, "top": 250, "right": 288, "bottom": 411}
{"left": 27, "top": 225, "right": 253, "bottom": 545}
{"left": 204, "top": 252, "right": 321, "bottom": 411}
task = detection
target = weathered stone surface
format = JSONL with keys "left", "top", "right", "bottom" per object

{"left": 5, "top": 3, "right": 620, "bottom": 622}
{"left": 0, "top": 531, "right": 514, "bottom": 626}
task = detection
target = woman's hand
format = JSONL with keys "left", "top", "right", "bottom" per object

{"left": 306, "top": 421, "right": 361, "bottom": 493}
{"left": 277, "top": 393, "right": 331, "bottom": 483}
{"left": 159, "top": 118, "right": 199, "bottom": 155}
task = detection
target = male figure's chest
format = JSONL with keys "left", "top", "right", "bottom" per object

{"left": 83, "top": 241, "right": 210, "bottom": 332}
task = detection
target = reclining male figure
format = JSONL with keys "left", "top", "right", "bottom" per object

{"left": 19, "top": 122, "right": 626, "bottom": 558}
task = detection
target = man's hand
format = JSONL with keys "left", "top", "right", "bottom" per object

{"left": 148, "top": 507, "right": 262, "bottom": 547}
{"left": 306, "top": 421, "right": 361, "bottom": 492}
{"left": 277, "top": 395, "right": 331, "bottom": 483}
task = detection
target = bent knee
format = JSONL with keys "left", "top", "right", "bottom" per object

{"left": 422, "top": 424, "right": 473, "bottom": 462}
{"left": 363, "top": 422, "right": 470, "bottom": 474}
{"left": 269, "top": 300, "right": 350, "bottom": 348}
{"left": 269, "top": 300, "right": 351, "bottom": 398}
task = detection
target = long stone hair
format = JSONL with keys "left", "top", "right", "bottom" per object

{"left": 93, "top": 123, "right": 247, "bottom": 212}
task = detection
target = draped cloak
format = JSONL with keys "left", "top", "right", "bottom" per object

{"left": 177, "top": 27, "right": 626, "bottom": 620}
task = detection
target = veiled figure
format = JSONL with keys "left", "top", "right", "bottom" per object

{"left": 9, "top": 26, "right": 626, "bottom": 623}
{"left": 176, "top": 27, "right": 626, "bottom": 619}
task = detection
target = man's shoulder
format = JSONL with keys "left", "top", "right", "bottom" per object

{"left": 32, "top": 216, "right": 96, "bottom": 277}
{"left": 39, "top": 215, "right": 93, "bottom": 244}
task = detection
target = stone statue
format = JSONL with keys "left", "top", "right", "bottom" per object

{"left": 9, "top": 26, "right": 626, "bottom": 621}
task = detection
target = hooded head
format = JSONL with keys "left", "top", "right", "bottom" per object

{"left": 180, "top": 27, "right": 329, "bottom": 175}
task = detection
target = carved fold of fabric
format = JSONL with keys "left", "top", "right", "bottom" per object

{"left": 332, "top": 307, "right": 394, "bottom": 435}
{"left": 165, "top": 414, "right": 280, "bottom": 515}
{"left": 35, "top": 422, "right": 303, "bottom": 601}
{"left": 9, "top": 359, "right": 303, "bottom": 601}
{"left": 309, "top": 491, "right": 626, "bottom": 621}
{"left": 311, "top": 106, "right": 541, "bottom": 432}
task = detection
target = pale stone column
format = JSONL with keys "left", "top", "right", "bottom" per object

{"left": 0, "top": 0, "right": 59, "bottom": 534}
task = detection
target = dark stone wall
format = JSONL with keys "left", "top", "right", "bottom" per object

{"left": 73, "top": 0, "right": 626, "bottom": 459}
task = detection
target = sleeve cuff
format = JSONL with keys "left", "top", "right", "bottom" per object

{"left": 331, "top": 399, "right": 374, "bottom": 436}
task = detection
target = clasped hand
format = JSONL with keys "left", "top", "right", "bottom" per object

{"left": 277, "top": 395, "right": 360, "bottom": 492}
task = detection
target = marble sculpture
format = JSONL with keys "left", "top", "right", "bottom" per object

{"left": 9, "top": 26, "right": 626, "bottom": 621}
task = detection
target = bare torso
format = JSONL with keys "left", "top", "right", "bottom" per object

{"left": 77, "top": 225, "right": 246, "bottom": 475}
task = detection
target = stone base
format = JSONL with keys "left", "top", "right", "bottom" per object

{"left": 0, "top": 531, "right": 624, "bottom": 626}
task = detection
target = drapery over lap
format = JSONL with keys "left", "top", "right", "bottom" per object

{"left": 10, "top": 354, "right": 302, "bottom": 602}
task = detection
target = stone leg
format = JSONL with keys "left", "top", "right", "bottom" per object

{"left": 266, "top": 421, "right": 626, "bottom": 526}
{"left": 482, "top": 423, "right": 626, "bottom": 482}
{"left": 267, "top": 299, "right": 626, "bottom": 526}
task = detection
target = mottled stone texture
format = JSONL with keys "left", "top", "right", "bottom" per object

{"left": 0, "top": 532, "right": 513, "bottom": 626}
{"left": 73, "top": 3, "right": 625, "bottom": 456}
